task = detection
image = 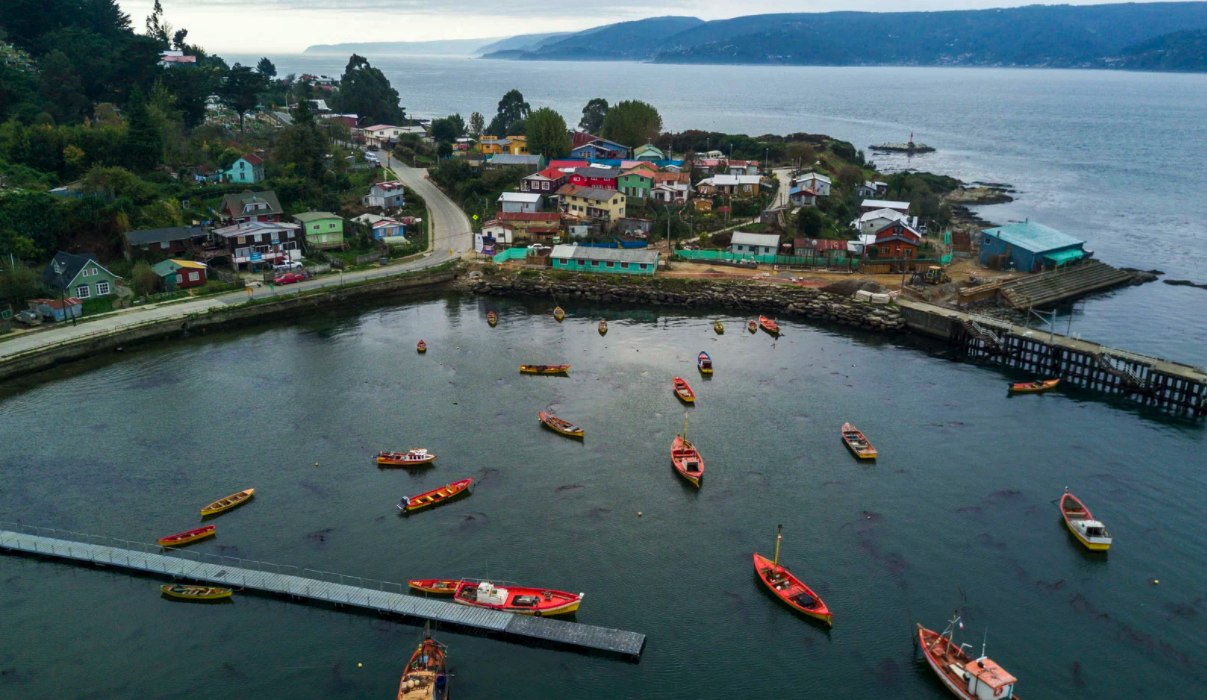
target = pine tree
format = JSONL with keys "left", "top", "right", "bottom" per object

{"left": 123, "top": 87, "right": 163, "bottom": 171}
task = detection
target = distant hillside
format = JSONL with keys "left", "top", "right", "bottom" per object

{"left": 482, "top": 16, "right": 704, "bottom": 61}
{"left": 303, "top": 38, "right": 502, "bottom": 56}
{"left": 476, "top": 32, "right": 572, "bottom": 55}
{"left": 1115, "top": 29, "right": 1207, "bottom": 71}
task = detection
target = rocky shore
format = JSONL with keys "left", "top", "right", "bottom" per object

{"left": 467, "top": 271, "right": 907, "bottom": 333}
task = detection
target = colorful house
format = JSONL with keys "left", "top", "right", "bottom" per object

{"left": 570, "top": 137, "right": 629, "bottom": 160}
{"left": 294, "top": 212, "right": 345, "bottom": 250}
{"left": 362, "top": 181, "right": 406, "bottom": 209}
{"left": 353, "top": 213, "right": 405, "bottom": 241}
{"left": 220, "top": 190, "right": 283, "bottom": 224}
{"left": 498, "top": 192, "right": 543, "bottom": 213}
{"left": 27, "top": 297, "right": 83, "bottom": 322}
{"left": 633, "top": 144, "right": 666, "bottom": 162}
{"left": 522, "top": 167, "right": 569, "bottom": 194}
{"left": 497, "top": 212, "right": 561, "bottom": 241}
{"left": 618, "top": 170, "right": 654, "bottom": 199}
{"left": 550, "top": 245, "right": 658, "bottom": 276}
{"left": 151, "top": 259, "right": 208, "bottom": 290}
{"left": 556, "top": 185, "right": 626, "bottom": 226}
{"left": 212, "top": 221, "right": 302, "bottom": 268}
{"left": 872, "top": 221, "right": 923, "bottom": 259}
{"left": 793, "top": 172, "right": 831, "bottom": 197}
{"left": 979, "top": 222, "right": 1087, "bottom": 272}
{"left": 224, "top": 153, "right": 265, "bottom": 184}
{"left": 568, "top": 167, "right": 620, "bottom": 190}
{"left": 41, "top": 251, "right": 121, "bottom": 300}
{"left": 729, "top": 232, "right": 780, "bottom": 257}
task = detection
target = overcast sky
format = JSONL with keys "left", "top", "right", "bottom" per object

{"left": 121, "top": 1, "right": 1173, "bottom": 54}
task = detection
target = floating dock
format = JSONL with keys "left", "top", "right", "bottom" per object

{"left": 0, "top": 526, "right": 645, "bottom": 659}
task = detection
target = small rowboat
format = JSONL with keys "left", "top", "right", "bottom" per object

{"left": 918, "top": 618, "right": 1020, "bottom": 700}
{"left": 378, "top": 449, "right": 436, "bottom": 467}
{"left": 417, "top": 340, "right": 427, "bottom": 354}
{"left": 747, "top": 320, "right": 758, "bottom": 333}
{"left": 714, "top": 320, "right": 724, "bottom": 334}
{"left": 598, "top": 319, "right": 608, "bottom": 335}
{"left": 539, "top": 411, "right": 584, "bottom": 438}
{"left": 1010, "top": 378, "right": 1059, "bottom": 394}
{"left": 759, "top": 315, "right": 780, "bottom": 335}
{"left": 408, "top": 579, "right": 459, "bottom": 595}
{"left": 398, "top": 634, "right": 449, "bottom": 700}
{"left": 157, "top": 525, "right": 215, "bottom": 547}
{"left": 671, "top": 414, "right": 703, "bottom": 488}
{"left": 487, "top": 311, "right": 497, "bottom": 327}
{"left": 697, "top": 351, "right": 713, "bottom": 375}
{"left": 673, "top": 376, "right": 696, "bottom": 403}
{"left": 754, "top": 527, "right": 831, "bottom": 626}
{"left": 1060, "top": 488, "right": 1112, "bottom": 551}
{"left": 398, "top": 478, "right": 473, "bottom": 513}
{"left": 553, "top": 306, "right": 565, "bottom": 322}
{"left": 841, "top": 422, "right": 877, "bottom": 459}
{"left": 454, "top": 580, "right": 584, "bottom": 616}
{"left": 519, "top": 364, "right": 569, "bottom": 375}
{"left": 200, "top": 488, "right": 254, "bottom": 516}
{"left": 160, "top": 584, "right": 232, "bottom": 601}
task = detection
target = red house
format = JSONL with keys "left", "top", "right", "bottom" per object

{"left": 220, "top": 190, "right": 283, "bottom": 225}
{"left": 522, "top": 167, "right": 569, "bottom": 194}
{"left": 568, "top": 167, "right": 620, "bottom": 190}
{"left": 872, "top": 221, "right": 922, "bottom": 259}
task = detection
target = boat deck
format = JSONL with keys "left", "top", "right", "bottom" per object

{"left": 0, "top": 527, "right": 645, "bottom": 659}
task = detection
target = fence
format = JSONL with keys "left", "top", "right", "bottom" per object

{"left": 493, "top": 248, "right": 530, "bottom": 264}
{"left": 675, "top": 249, "right": 851, "bottom": 268}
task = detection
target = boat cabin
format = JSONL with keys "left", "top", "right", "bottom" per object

{"left": 1077, "top": 519, "right": 1109, "bottom": 539}
{"left": 961, "top": 657, "right": 1017, "bottom": 700}
{"left": 470, "top": 582, "right": 508, "bottom": 606}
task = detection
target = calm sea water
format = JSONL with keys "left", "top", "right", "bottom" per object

{"left": 1, "top": 296, "right": 1205, "bottom": 699}
{"left": 236, "top": 56, "right": 1207, "bottom": 366}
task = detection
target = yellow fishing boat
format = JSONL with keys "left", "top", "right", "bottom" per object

{"left": 200, "top": 488, "right": 255, "bottom": 516}
{"left": 714, "top": 320, "right": 724, "bottom": 334}
{"left": 519, "top": 364, "right": 569, "bottom": 375}
{"left": 553, "top": 306, "right": 565, "bottom": 322}
{"left": 598, "top": 319, "right": 608, "bottom": 335}
{"left": 160, "top": 584, "right": 233, "bottom": 601}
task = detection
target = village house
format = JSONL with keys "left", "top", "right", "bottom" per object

{"left": 570, "top": 136, "right": 629, "bottom": 160}
{"left": 794, "top": 238, "right": 848, "bottom": 262}
{"left": 498, "top": 192, "right": 543, "bottom": 213}
{"left": 794, "top": 172, "right": 831, "bottom": 197}
{"left": 482, "top": 220, "right": 516, "bottom": 246}
{"left": 550, "top": 245, "right": 659, "bottom": 276}
{"left": 568, "top": 167, "right": 621, "bottom": 190}
{"left": 220, "top": 190, "right": 283, "bottom": 224}
{"left": 633, "top": 144, "right": 666, "bottom": 162}
{"left": 557, "top": 185, "right": 626, "bottom": 226}
{"left": 479, "top": 136, "right": 519, "bottom": 155}
{"left": 41, "top": 251, "right": 122, "bottom": 300}
{"left": 362, "top": 181, "right": 405, "bottom": 209}
{"left": 484, "top": 154, "right": 546, "bottom": 173}
{"left": 548, "top": 159, "right": 591, "bottom": 170}
{"left": 363, "top": 124, "right": 405, "bottom": 148}
{"left": 856, "top": 180, "right": 890, "bottom": 198}
{"left": 521, "top": 167, "right": 569, "bottom": 194}
{"left": 617, "top": 217, "right": 653, "bottom": 238}
{"left": 212, "top": 221, "right": 302, "bottom": 268}
{"left": 729, "top": 232, "right": 781, "bottom": 257}
{"left": 617, "top": 169, "right": 654, "bottom": 199}
{"left": 294, "top": 212, "right": 344, "bottom": 250}
{"left": 697, "top": 175, "right": 763, "bottom": 196}
{"left": 979, "top": 221, "right": 1087, "bottom": 273}
{"left": 871, "top": 220, "right": 923, "bottom": 259}
{"left": 650, "top": 172, "right": 691, "bottom": 204}
{"left": 158, "top": 50, "right": 196, "bottom": 68}
{"left": 223, "top": 153, "right": 265, "bottom": 184}
{"left": 121, "top": 225, "right": 208, "bottom": 261}
{"left": 321, "top": 114, "right": 359, "bottom": 129}
{"left": 726, "top": 160, "right": 761, "bottom": 176}
{"left": 352, "top": 213, "right": 405, "bottom": 241}
{"left": 854, "top": 208, "right": 918, "bottom": 235}
{"left": 860, "top": 199, "right": 911, "bottom": 214}
{"left": 151, "top": 259, "right": 208, "bottom": 291}
{"left": 497, "top": 211, "right": 562, "bottom": 242}
{"left": 789, "top": 185, "right": 819, "bottom": 208}
{"left": 28, "top": 297, "right": 83, "bottom": 322}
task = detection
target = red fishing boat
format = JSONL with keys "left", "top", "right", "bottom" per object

{"left": 378, "top": 448, "right": 436, "bottom": 467}
{"left": 398, "top": 478, "right": 473, "bottom": 513}
{"left": 753, "top": 526, "right": 831, "bottom": 626}
{"left": 487, "top": 311, "right": 498, "bottom": 327}
{"left": 747, "top": 320, "right": 758, "bottom": 333}
{"left": 156, "top": 525, "right": 215, "bottom": 547}
{"left": 758, "top": 315, "right": 780, "bottom": 335}
{"left": 397, "top": 633, "right": 449, "bottom": 700}
{"left": 672, "top": 376, "right": 696, "bottom": 403}
{"left": 416, "top": 340, "right": 427, "bottom": 354}
{"left": 671, "top": 414, "right": 703, "bottom": 487}
{"left": 918, "top": 614, "right": 1020, "bottom": 700}
{"left": 453, "top": 580, "right": 584, "bottom": 616}
{"left": 1009, "top": 378, "right": 1059, "bottom": 394}
{"left": 408, "top": 579, "right": 459, "bottom": 595}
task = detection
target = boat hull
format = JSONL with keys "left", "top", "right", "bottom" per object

{"left": 758, "top": 316, "right": 780, "bottom": 335}
{"left": 752, "top": 554, "right": 832, "bottom": 626}
{"left": 400, "top": 479, "right": 473, "bottom": 513}
{"left": 1064, "top": 517, "right": 1112, "bottom": 551}
{"left": 1061, "top": 492, "right": 1112, "bottom": 551}
{"left": 200, "top": 489, "right": 254, "bottom": 516}
{"left": 671, "top": 435, "right": 703, "bottom": 488}
{"left": 408, "top": 579, "right": 459, "bottom": 595}
{"left": 673, "top": 377, "right": 696, "bottom": 403}
{"left": 519, "top": 365, "right": 570, "bottom": 375}
{"left": 841, "top": 423, "right": 877, "bottom": 459}
{"left": 378, "top": 452, "right": 437, "bottom": 467}
{"left": 160, "top": 584, "right": 232, "bottom": 601}
{"left": 453, "top": 582, "right": 583, "bottom": 616}
{"left": 539, "top": 412, "right": 584, "bottom": 438}
{"left": 1010, "top": 379, "right": 1059, "bottom": 394}
{"left": 157, "top": 525, "right": 216, "bottom": 547}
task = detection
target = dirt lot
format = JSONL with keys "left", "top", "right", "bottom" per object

{"left": 662, "top": 257, "right": 1026, "bottom": 292}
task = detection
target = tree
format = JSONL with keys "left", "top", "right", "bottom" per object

{"left": 601, "top": 100, "right": 662, "bottom": 148}
{"left": 796, "top": 207, "right": 824, "bottom": 238}
{"left": 218, "top": 63, "right": 266, "bottom": 131}
{"left": 468, "top": 112, "right": 484, "bottom": 138}
{"left": 836, "top": 164, "right": 863, "bottom": 192}
{"left": 256, "top": 57, "right": 277, "bottom": 79}
{"left": 144, "top": 0, "right": 171, "bottom": 47}
{"left": 131, "top": 261, "right": 159, "bottom": 296}
{"left": 526, "top": 107, "right": 570, "bottom": 159}
{"left": 331, "top": 54, "right": 404, "bottom": 125}
{"left": 579, "top": 98, "right": 609, "bottom": 133}
{"left": 487, "top": 89, "right": 529, "bottom": 136}
{"left": 122, "top": 87, "right": 162, "bottom": 171}
{"left": 172, "top": 28, "right": 189, "bottom": 51}
{"left": 429, "top": 114, "right": 464, "bottom": 143}
{"left": 0, "top": 260, "right": 41, "bottom": 306}
{"left": 785, "top": 143, "right": 817, "bottom": 168}
{"left": 437, "top": 142, "right": 453, "bottom": 160}
{"left": 38, "top": 50, "right": 89, "bottom": 124}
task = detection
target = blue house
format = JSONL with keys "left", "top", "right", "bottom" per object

{"left": 979, "top": 222, "right": 1087, "bottom": 273}
{"left": 224, "top": 153, "right": 265, "bottom": 184}
{"left": 570, "top": 138, "right": 629, "bottom": 160}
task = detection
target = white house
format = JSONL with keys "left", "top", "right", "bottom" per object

{"left": 729, "top": 231, "right": 781, "bottom": 257}
{"left": 856, "top": 180, "right": 889, "bottom": 198}
{"left": 860, "top": 199, "right": 911, "bottom": 214}
{"left": 697, "top": 174, "right": 762, "bottom": 196}
{"left": 793, "top": 172, "right": 831, "bottom": 197}
{"left": 482, "top": 220, "right": 515, "bottom": 245}
{"left": 362, "top": 124, "right": 403, "bottom": 147}
{"left": 853, "top": 208, "right": 918, "bottom": 234}
{"left": 362, "top": 181, "right": 405, "bottom": 209}
{"left": 498, "top": 192, "right": 543, "bottom": 214}
{"left": 652, "top": 182, "right": 689, "bottom": 204}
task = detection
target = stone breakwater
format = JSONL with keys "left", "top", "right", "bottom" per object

{"left": 468, "top": 273, "right": 906, "bottom": 332}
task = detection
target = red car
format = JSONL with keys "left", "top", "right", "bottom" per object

{"left": 274, "top": 273, "right": 305, "bottom": 285}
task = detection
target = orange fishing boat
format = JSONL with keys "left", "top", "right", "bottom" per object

{"left": 378, "top": 449, "right": 437, "bottom": 467}
{"left": 398, "top": 478, "right": 473, "bottom": 513}
{"left": 918, "top": 615, "right": 1020, "bottom": 700}
{"left": 487, "top": 311, "right": 498, "bottom": 327}
{"left": 539, "top": 411, "right": 584, "bottom": 438}
{"left": 397, "top": 633, "right": 449, "bottom": 700}
{"left": 156, "top": 525, "right": 215, "bottom": 547}
{"left": 200, "top": 488, "right": 254, "bottom": 516}
{"left": 453, "top": 580, "right": 584, "bottom": 616}
{"left": 747, "top": 320, "right": 758, "bottom": 333}
{"left": 408, "top": 579, "right": 459, "bottom": 595}
{"left": 758, "top": 315, "right": 780, "bottom": 335}
{"left": 519, "top": 364, "right": 570, "bottom": 375}
{"left": 841, "top": 422, "right": 877, "bottom": 459}
{"left": 753, "top": 526, "right": 832, "bottom": 626}
{"left": 672, "top": 376, "right": 695, "bottom": 403}
{"left": 160, "top": 584, "right": 232, "bottom": 601}
{"left": 1009, "top": 378, "right": 1059, "bottom": 394}
{"left": 416, "top": 340, "right": 427, "bottom": 353}
{"left": 671, "top": 414, "right": 703, "bottom": 487}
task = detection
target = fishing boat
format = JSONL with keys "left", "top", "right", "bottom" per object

{"left": 416, "top": 340, "right": 427, "bottom": 354}
{"left": 672, "top": 376, "right": 696, "bottom": 403}
{"left": 519, "top": 364, "right": 570, "bottom": 375}
{"left": 539, "top": 411, "right": 584, "bottom": 438}
{"left": 487, "top": 311, "right": 498, "bottom": 327}
{"left": 714, "top": 320, "right": 724, "bottom": 334}
{"left": 918, "top": 615, "right": 1020, "bottom": 700}
{"left": 753, "top": 526, "right": 832, "bottom": 626}
{"left": 553, "top": 306, "right": 565, "bottom": 322}
{"left": 159, "top": 584, "right": 232, "bottom": 601}
{"left": 453, "top": 580, "right": 584, "bottom": 616}
{"left": 397, "top": 634, "right": 450, "bottom": 700}
{"left": 398, "top": 478, "right": 473, "bottom": 513}
{"left": 1060, "top": 488, "right": 1112, "bottom": 551}
{"left": 408, "top": 579, "right": 459, "bottom": 595}
{"left": 598, "top": 319, "right": 608, "bottom": 335}
{"left": 747, "top": 320, "right": 758, "bottom": 333}
{"left": 671, "top": 415, "right": 703, "bottom": 488}
{"left": 841, "top": 422, "right": 878, "bottom": 459}
{"left": 697, "top": 351, "right": 713, "bottom": 375}
{"left": 759, "top": 315, "right": 780, "bottom": 335}
{"left": 200, "top": 488, "right": 254, "bottom": 517}
{"left": 377, "top": 449, "right": 437, "bottom": 467}
{"left": 1009, "top": 378, "right": 1059, "bottom": 394}
{"left": 157, "top": 525, "right": 215, "bottom": 547}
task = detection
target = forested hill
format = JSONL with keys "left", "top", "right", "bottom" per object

{"left": 1114, "top": 29, "right": 1207, "bottom": 71}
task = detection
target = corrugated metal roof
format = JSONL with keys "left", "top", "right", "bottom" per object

{"left": 984, "top": 222, "right": 1085, "bottom": 254}
{"left": 860, "top": 199, "right": 910, "bottom": 211}
{"left": 731, "top": 232, "right": 781, "bottom": 247}
{"left": 293, "top": 211, "right": 340, "bottom": 222}
{"left": 552, "top": 244, "right": 659, "bottom": 265}
{"left": 488, "top": 154, "right": 543, "bottom": 165}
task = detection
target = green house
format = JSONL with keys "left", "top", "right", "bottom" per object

{"left": 550, "top": 244, "right": 659, "bottom": 276}
{"left": 41, "top": 251, "right": 121, "bottom": 300}
{"left": 294, "top": 211, "right": 344, "bottom": 250}
{"left": 618, "top": 170, "right": 653, "bottom": 199}
{"left": 634, "top": 144, "right": 666, "bottom": 162}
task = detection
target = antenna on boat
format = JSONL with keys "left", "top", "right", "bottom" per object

{"left": 980, "top": 629, "right": 988, "bottom": 663}
{"left": 773, "top": 524, "right": 783, "bottom": 569}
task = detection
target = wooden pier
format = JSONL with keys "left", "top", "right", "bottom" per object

{"left": 0, "top": 526, "right": 646, "bottom": 659}
{"left": 899, "top": 300, "right": 1207, "bottom": 418}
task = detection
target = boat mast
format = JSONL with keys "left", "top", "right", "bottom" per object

{"left": 773, "top": 524, "right": 783, "bottom": 569}
{"left": 683, "top": 413, "right": 689, "bottom": 444}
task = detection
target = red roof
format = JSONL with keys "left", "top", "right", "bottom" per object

{"left": 571, "top": 132, "right": 599, "bottom": 149}
{"left": 549, "top": 160, "right": 589, "bottom": 169}
{"left": 29, "top": 297, "right": 82, "bottom": 309}
{"left": 498, "top": 212, "right": 561, "bottom": 222}
{"left": 530, "top": 167, "right": 568, "bottom": 180}
{"left": 241, "top": 153, "right": 264, "bottom": 166}
{"left": 795, "top": 238, "right": 847, "bottom": 251}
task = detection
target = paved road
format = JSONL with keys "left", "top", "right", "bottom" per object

{"left": 771, "top": 168, "right": 794, "bottom": 209}
{"left": 1, "top": 156, "right": 474, "bottom": 361}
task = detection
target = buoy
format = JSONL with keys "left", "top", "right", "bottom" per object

{"left": 637, "top": 511, "right": 643, "bottom": 517}
{"left": 358, "top": 663, "right": 363, "bottom": 668}
{"left": 315, "top": 462, "right": 319, "bottom": 467}
{"left": 1154, "top": 579, "right": 1160, "bottom": 584}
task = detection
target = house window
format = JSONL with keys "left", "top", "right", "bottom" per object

{"left": 161, "top": 241, "right": 170, "bottom": 249}
{"left": 329, "top": 223, "right": 336, "bottom": 229}
{"left": 621, "top": 262, "right": 629, "bottom": 269}
{"left": 77, "top": 285, "right": 90, "bottom": 298}
{"left": 607, "top": 261, "right": 615, "bottom": 268}
{"left": 237, "top": 236, "right": 246, "bottom": 244}
{"left": 287, "top": 231, "right": 294, "bottom": 239}
{"left": 904, "top": 248, "right": 914, "bottom": 259}
{"left": 188, "top": 272, "right": 199, "bottom": 282}
{"left": 96, "top": 281, "right": 110, "bottom": 295}
{"left": 881, "top": 246, "right": 891, "bottom": 256}
{"left": 236, "top": 247, "right": 250, "bottom": 258}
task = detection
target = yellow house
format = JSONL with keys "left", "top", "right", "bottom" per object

{"left": 506, "top": 135, "right": 528, "bottom": 155}
{"left": 478, "top": 135, "right": 529, "bottom": 156}
{"left": 557, "top": 184, "right": 626, "bottom": 226}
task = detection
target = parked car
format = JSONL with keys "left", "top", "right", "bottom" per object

{"left": 14, "top": 309, "right": 42, "bottom": 326}
{"left": 273, "top": 272, "right": 305, "bottom": 285}
{"left": 274, "top": 261, "right": 304, "bottom": 273}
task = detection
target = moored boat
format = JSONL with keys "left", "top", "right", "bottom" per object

{"left": 416, "top": 340, "right": 427, "bottom": 354}
{"left": 841, "top": 422, "right": 877, "bottom": 459}
{"left": 539, "top": 411, "right": 584, "bottom": 438}
{"left": 408, "top": 579, "right": 459, "bottom": 595}
{"left": 753, "top": 526, "right": 831, "bottom": 626}
{"left": 598, "top": 319, "right": 608, "bottom": 335}
{"left": 672, "top": 376, "right": 695, "bottom": 403}
{"left": 397, "top": 634, "right": 449, "bottom": 700}
{"left": 671, "top": 415, "right": 703, "bottom": 487}
{"left": 918, "top": 616, "right": 1020, "bottom": 700}
{"left": 159, "top": 584, "right": 232, "bottom": 601}
{"left": 487, "top": 311, "right": 497, "bottom": 327}
{"left": 747, "top": 320, "right": 758, "bottom": 333}
{"left": 1060, "top": 488, "right": 1112, "bottom": 551}
{"left": 1009, "top": 378, "right": 1059, "bottom": 394}
{"left": 378, "top": 449, "right": 437, "bottom": 467}
{"left": 157, "top": 525, "right": 215, "bottom": 547}
{"left": 697, "top": 351, "right": 713, "bottom": 375}
{"left": 759, "top": 315, "right": 780, "bottom": 335}
{"left": 714, "top": 320, "right": 724, "bottom": 334}
{"left": 453, "top": 580, "right": 583, "bottom": 616}
{"left": 519, "top": 364, "right": 570, "bottom": 375}
{"left": 200, "top": 488, "right": 254, "bottom": 516}
{"left": 553, "top": 306, "right": 565, "bottom": 322}
{"left": 398, "top": 478, "right": 473, "bottom": 513}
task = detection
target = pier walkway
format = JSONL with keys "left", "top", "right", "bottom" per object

{"left": 0, "top": 526, "right": 645, "bottom": 659}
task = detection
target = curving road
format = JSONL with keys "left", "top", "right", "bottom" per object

{"left": 380, "top": 152, "right": 473, "bottom": 258}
